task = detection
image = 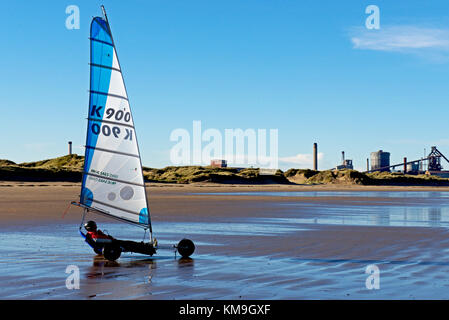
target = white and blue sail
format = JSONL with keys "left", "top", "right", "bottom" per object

{"left": 80, "top": 12, "right": 150, "bottom": 229}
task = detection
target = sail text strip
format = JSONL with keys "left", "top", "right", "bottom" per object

{"left": 84, "top": 171, "right": 145, "bottom": 187}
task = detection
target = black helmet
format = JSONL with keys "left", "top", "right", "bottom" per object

{"left": 84, "top": 220, "right": 97, "bottom": 232}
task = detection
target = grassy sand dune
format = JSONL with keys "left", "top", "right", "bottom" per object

{"left": 2, "top": 155, "right": 449, "bottom": 186}
{"left": 0, "top": 155, "right": 83, "bottom": 182}
{"left": 0, "top": 159, "right": 16, "bottom": 166}
{"left": 143, "top": 166, "right": 288, "bottom": 184}
{"left": 18, "top": 154, "right": 84, "bottom": 170}
{"left": 284, "top": 168, "right": 449, "bottom": 186}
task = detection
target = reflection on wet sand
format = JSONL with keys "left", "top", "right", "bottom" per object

{"left": 86, "top": 255, "right": 195, "bottom": 283}
{"left": 178, "top": 257, "right": 194, "bottom": 267}
{"left": 177, "top": 258, "right": 195, "bottom": 280}
{"left": 86, "top": 256, "right": 123, "bottom": 280}
{"left": 263, "top": 204, "right": 449, "bottom": 228}
{"left": 429, "top": 207, "right": 442, "bottom": 227}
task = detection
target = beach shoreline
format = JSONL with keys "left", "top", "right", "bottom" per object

{"left": 4, "top": 180, "right": 449, "bottom": 191}
{"left": 2, "top": 182, "right": 449, "bottom": 299}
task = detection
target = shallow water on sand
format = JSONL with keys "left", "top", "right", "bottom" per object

{"left": 201, "top": 191, "right": 449, "bottom": 198}
{"left": 205, "top": 191, "right": 449, "bottom": 228}
{"left": 2, "top": 191, "right": 449, "bottom": 299}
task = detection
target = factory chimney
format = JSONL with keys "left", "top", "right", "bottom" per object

{"left": 342, "top": 151, "right": 345, "bottom": 165}
{"left": 313, "top": 143, "right": 318, "bottom": 170}
{"left": 68, "top": 141, "right": 72, "bottom": 155}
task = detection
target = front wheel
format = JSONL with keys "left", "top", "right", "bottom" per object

{"left": 177, "top": 239, "right": 195, "bottom": 258}
{"left": 103, "top": 243, "right": 122, "bottom": 261}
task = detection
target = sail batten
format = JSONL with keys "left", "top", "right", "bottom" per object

{"left": 90, "top": 199, "right": 143, "bottom": 216}
{"left": 80, "top": 15, "right": 151, "bottom": 229}
{"left": 90, "top": 63, "right": 122, "bottom": 72}
{"left": 88, "top": 90, "right": 129, "bottom": 100}
{"left": 84, "top": 146, "right": 139, "bottom": 158}
{"left": 89, "top": 38, "right": 114, "bottom": 46}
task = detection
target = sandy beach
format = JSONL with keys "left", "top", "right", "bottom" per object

{"left": 2, "top": 182, "right": 449, "bottom": 299}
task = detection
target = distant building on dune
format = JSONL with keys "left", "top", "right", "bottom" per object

{"left": 336, "top": 159, "right": 353, "bottom": 170}
{"left": 334, "top": 151, "right": 353, "bottom": 170}
{"left": 210, "top": 159, "right": 227, "bottom": 168}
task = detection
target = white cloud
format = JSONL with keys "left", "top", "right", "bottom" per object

{"left": 350, "top": 25, "right": 449, "bottom": 60}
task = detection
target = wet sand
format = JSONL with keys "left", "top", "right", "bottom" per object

{"left": 2, "top": 182, "right": 449, "bottom": 299}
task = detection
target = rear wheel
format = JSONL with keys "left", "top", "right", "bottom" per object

{"left": 103, "top": 243, "right": 122, "bottom": 261}
{"left": 177, "top": 239, "right": 195, "bottom": 258}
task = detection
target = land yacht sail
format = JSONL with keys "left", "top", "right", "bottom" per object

{"left": 76, "top": 7, "right": 150, "bottom": 231}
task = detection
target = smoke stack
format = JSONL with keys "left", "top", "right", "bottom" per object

{"left": 313, "top": 143, "right": 318, "bottom": 170}
{"left": 367, "top": 158, "right": 369, "bottom": 171}
{"left": 404, "top": 157, "right": 407, "bottom": 174}
{"left": 68, "top": 141, "right": 72, "bottom": 155}
{"left": 342, "top": 151, "right": 345, "bottom": 165}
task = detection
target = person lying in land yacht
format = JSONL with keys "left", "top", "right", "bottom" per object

{"left": 83, "top": 220, "right": 114, "bottom": 243}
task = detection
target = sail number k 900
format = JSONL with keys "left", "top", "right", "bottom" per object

{"left": 90, "top": 105, "right": 133, "bottom": 140}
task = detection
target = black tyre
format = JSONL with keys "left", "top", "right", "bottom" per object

{"left": 102, "top": 243, "right": 122, "bottom": 261}
{"left": 177, "top": 239, "right": 195, "bottom": 258}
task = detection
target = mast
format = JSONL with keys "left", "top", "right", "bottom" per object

{"left": 101, "top": 5, "right": 108, "bottom": 23}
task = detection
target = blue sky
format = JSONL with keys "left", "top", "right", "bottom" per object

{"left": 2, "top": 1, "right": 449, "bottom": 170}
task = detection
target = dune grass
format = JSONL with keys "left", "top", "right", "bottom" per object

{"left": 19, "top": 154, "right": 84, "bottom": 170}
{"left": 0, "top": 159, "right": 16, "bottom": 166}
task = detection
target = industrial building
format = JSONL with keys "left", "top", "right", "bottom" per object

{"left": 335, "top": 151, "right": 353, "bottom": 170}
{"left": 306, "top": 143, "right": 449, "bottom": 177}
{"left": 370, "top": 150, "right": 391, "bottom": 172}
{"left": 364, "top": 146, "right": 449, "bottom": 177}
